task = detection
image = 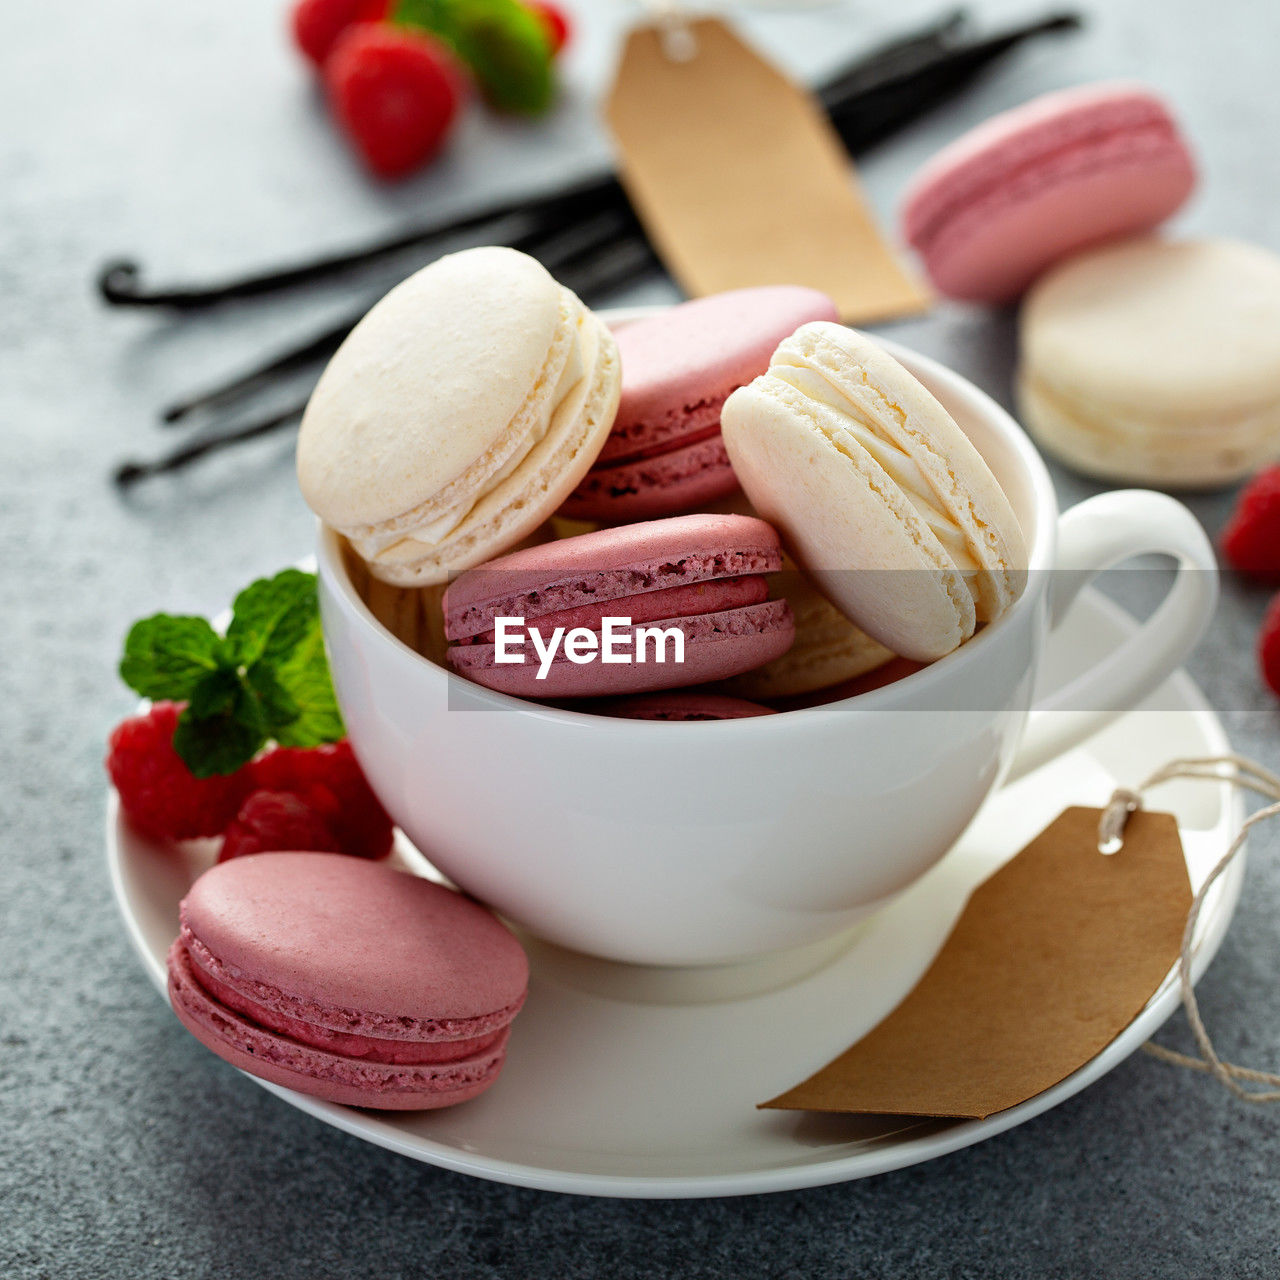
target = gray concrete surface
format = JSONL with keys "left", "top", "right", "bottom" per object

{"left": 3, "top": 1, "right": 1279, "bottom": 1276}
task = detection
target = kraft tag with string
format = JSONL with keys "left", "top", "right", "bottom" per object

{"left": 761, "top": 806, "right": 1192, "bottom": 1120}
{"left": 605, "top": 18, "right": 929, "bottom": 323}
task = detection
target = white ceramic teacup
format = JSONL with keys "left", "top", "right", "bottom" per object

{"left": 316, "top": 332, "right": 1217, "bottom": 966}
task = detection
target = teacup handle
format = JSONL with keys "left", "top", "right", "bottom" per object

{"left": 1007, "top": 490, "right": 1219, "bottom": 782}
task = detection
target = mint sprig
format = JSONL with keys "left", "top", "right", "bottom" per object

{"left": 119, "top": 568, "right": 344, "bottom": 778}
{"left": 395, "top": 0, "right": 555, "bottom": 115}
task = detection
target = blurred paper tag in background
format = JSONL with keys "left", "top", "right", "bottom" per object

{"left": 605, "top": 18, "right": 929, "bottom": 323}
{"left": 761, "top": 807, "right": 1192, "bottom": 1120}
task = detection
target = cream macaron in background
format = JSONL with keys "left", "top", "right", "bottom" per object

{"left": 297, "top": 246, "right": 621, "bottom": 586}
{"left": 1018, "top": 237, "right": 1280, "bottom": 487}
{"left": 721, "top": 323, "right": 1026, "bottom": 662}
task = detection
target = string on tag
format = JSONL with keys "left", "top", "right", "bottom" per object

{"left": 1099, "top": 754, "right": 1280, "bottom": 1103}
{"left": 644, "top": 0, "right": 698, "bottom": 61}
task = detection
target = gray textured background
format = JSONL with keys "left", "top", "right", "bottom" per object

{"left": 4, "top": 1, "right": 1280, "bottom": 1276}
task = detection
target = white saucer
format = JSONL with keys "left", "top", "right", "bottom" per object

{"left": 107, "top": 589, "right": 1242, "bottom": 1198}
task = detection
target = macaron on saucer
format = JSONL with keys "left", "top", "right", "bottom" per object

{"left": 1018, "top": 237, "right": 1280, "bottom": 487}
{"left": 560, "top": 287, "right": 837, "bottom": 522}
{"left": 901, "top": 82, "right": 1196, "bottom": 303}
{"left": 297, "top": 246, "right": 620, "bottom": 587}
{"left": 722, "top": 323, "right": 1026, "bottom": 662}
{"left": 168, "top": 853, "right": 528, "bottom": 1110}
{"left": 442, "top": 513, "right": 795, "bottom": 697}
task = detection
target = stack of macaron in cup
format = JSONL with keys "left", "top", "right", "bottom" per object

{"left": 297, "top": 245, "right": 1029, "bottom": 714}
{"left": 898, "top": 79, "right": 1280, "bottom": 487}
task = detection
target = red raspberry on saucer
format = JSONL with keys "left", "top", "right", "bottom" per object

{"left": 526, "top": 1, "right": 571, "bottom": 55}
{"left": 291, "top": 0, "right": 390, "bottom": 68}
{"left": 250, "top": 741, "right": 394, "bottom": 860}
{"left": 325, "top": 26, "right": 464, "bottom": 179}
{"left": 219, "top": 792, "right": 341, "bottom": 863}
{"left": 1221, "top": 465, "right": 1280, "bottom": 581}
{"left": 1259, "top": 594, "right": 1280, "bottom": 698}
{"left": 107, "top": 702, "right": 250, "bottom": 842}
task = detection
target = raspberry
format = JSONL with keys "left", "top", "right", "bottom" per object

{"left": 291, "top": 0, "right": 390, "bottom": 68}
{"left": 1260, "top": 594, "right": 1280, "bottom": 698}
{"left": 1221, "top": 465, "right": 1280, "bottom": 581}
{"left": 219, "top": 792, "right": 341, "bottom": 863}
{"left": 250, "top": 741, "right": 394, "bottom": 859}
{"left": 526, "top": 1, "right": 571, "bottom": 55}
{"left": 325, "top": 26, "right": 464, "bottom": 179}
{"left": 106, "top": 702, "right": 250, "bottom": 842}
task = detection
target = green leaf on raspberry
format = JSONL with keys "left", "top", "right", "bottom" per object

{"left": 119, "top": 614, "right": 222, "bottom": 700}
{"left": 272, "top": 614, "right": 346, "bottom": 747}
{"left": 173, "top": 703, "right": 268, "bottom": 780}
{"left": 120, "top": 568, "right": 345, "bottom": 777}
{"left": 245, "top": 661, "right": 303, "bottom": 738}
{"left": 396, "top": 0, "right": 554, "bottom": 114}
{"left": 226, "top": 568, "right": 320, "bottom": 668}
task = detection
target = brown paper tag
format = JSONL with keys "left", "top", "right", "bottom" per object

{"left": 605, "top": 19, "right": 929, "bottom": 323}
{"left": 761, "top": 807, "right": 1192, "bottom": 1120}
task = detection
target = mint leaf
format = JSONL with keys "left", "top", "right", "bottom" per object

{"left": 226, "top": 569, "right": 319, "bottom": 668}
{"left": 173, "top": 702, "right": 267, "bottom": 779}
{"left": 396, "top": 0, "right": 554, "bottom": 115}
{"left": 121, "top": 568, "right": 345, "bottom": 777}
{"left": 245, "top": 661, "right": 302, "bottom": 738}
{"left": 273, "top": 614, "right": 345, "bottom": 748}
{"left": 119, "top": 614, "right": 221, "bottom": 701}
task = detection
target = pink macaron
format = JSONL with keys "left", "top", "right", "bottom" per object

{"left": 900, "top": 82, "right": 1196, "bottom": 304}
{"left": 168, "top": 853, "right": 529, "bottom": 1110}
{"left": 443, "top": 513, "right": 795, "bottom": 698}
{"left": 560, "top": 287, "right": 838, "bottom": 522}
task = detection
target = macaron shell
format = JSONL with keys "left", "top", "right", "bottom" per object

{"left": 1018, "top": 238, "right": 1280, "bottom": 485}
{"left": 1018, "top": 369, "right": 1280, "bottom": 488}
{"left": 443, "top": 513, "right": 784, "bottom": 640}
{"left": 901, "top": 83, "right": 1195, "bottom": 303}
{"left": 298, "top": 247, "right": 564, "bottom": 532}
{"left": 561, "top": 432, "right": 739, "bottom": 523}
{"left": 921, "top": 143, "right": 1194, "bottom": 303}
{"left": 723, "top": 324, "right": 1026, "bottom": 660}
{"left": 563, "top": 287, "right": 838, "bottom": 520}
{"left": 357, "top": 303, "right": 621, "bottom": 586}
{"left": 609, "top": 286, "right": 840, "bottom": 438}
{"left": 447, "top": 598, "right": 795, "bottom": 698}
{"left": 181, "top": 854, "right": 528, "bottom": 1032}
{"left": 169, "top": 941, "right": 507, "bottom": 1111}
{"left": 724, "top": 379, "right": 974, "bottom": 661}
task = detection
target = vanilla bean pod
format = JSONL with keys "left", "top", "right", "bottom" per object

{"left": 116, "top": 224, "right": 660, "bottom": 485}
{"left": 98, "top": 8, "right": 1003, "bottom": 312}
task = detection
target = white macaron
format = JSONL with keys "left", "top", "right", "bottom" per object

{"left": 721, "top": 323, "right": 1026, "bottom": 662}
{"left": 297, "top": 246, "right": 621, "bottom": 587}
{"left": 1018, "top": 237, "right": 1280, "bottom": 488}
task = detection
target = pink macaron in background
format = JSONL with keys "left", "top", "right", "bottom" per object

{"left": 442, "top": 513, "right": 795, "bottom": 698}
{"left": 900, "top": 82, "right": 1196, "bottom": 304}
{"left": 559, "top": 286, "right": 838, "bottom": 522}
{"left": 168, "top": 853, "right": 529, "bottom": 1110}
